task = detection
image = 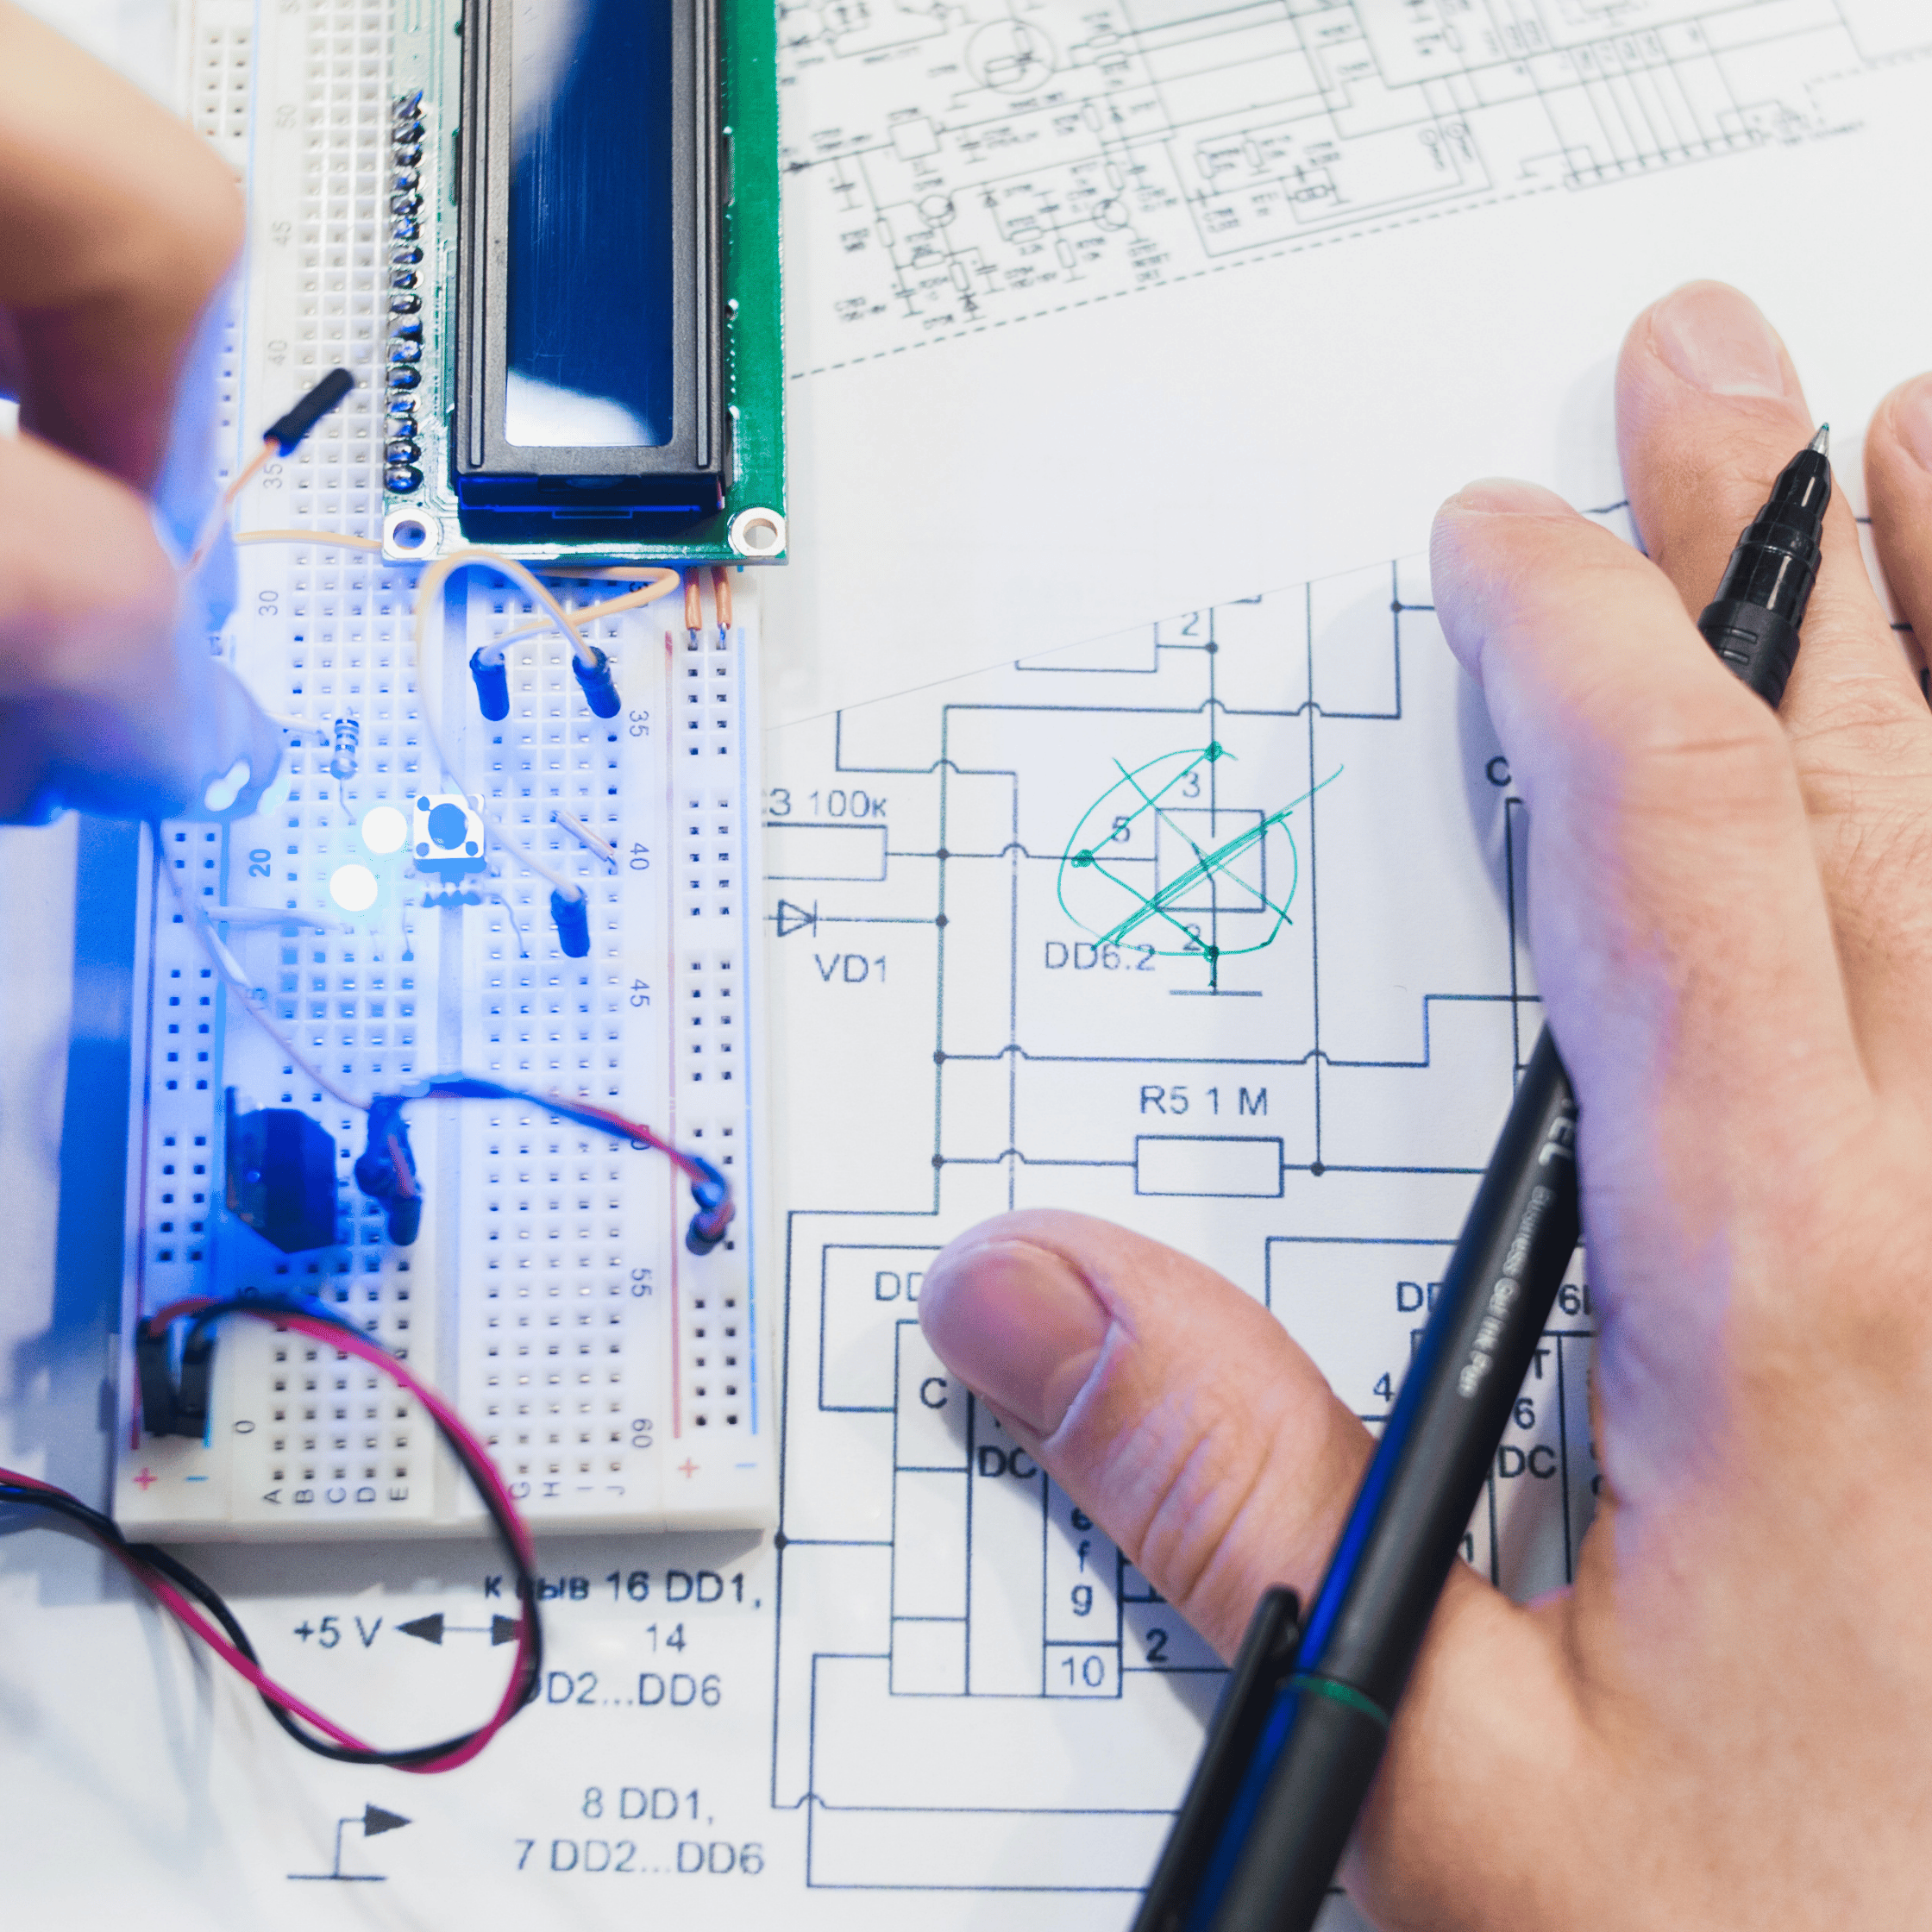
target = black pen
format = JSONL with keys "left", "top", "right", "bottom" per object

{"left": 1132, "top": 428, "right": 1833, "bottom": 1932}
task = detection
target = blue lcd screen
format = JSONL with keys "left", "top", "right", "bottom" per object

{"left": 506, "top": 0, "right": 674, "bottom": 448}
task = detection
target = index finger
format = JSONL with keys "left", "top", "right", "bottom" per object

{"left": 0, "top": 2, "right": 242, "bottom": 487}
{"left": 1615, "top": 282, "right": 1932, "bottom": 1095}
{"left": 1429, "top": 482, "right": 1866, "bottom": 1182}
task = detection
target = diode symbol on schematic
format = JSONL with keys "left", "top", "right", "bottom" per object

{"left": 287, "top": 1804, "right": 411, "bottom": 1883}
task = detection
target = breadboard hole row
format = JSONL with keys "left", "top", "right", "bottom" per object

{"left": 268, "top": 1339, "right": 418, "bottom": 1494}
{"left": 193, "top": 17, "right": 252, "bottom": 170}
{"left": 480, "top": 1112, "right": 656, "bottom": 1489}
{"left": 145, "top": 899, "right": 217, "bottom": 1278}
{"left": 285, "top": 0, "right": 386, "bottom": 521}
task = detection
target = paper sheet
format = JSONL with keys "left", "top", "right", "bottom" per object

{"left": 765, "top": 0, "right": 1932, "bottom": 723}
{"left": 3, "top": 2, "right": 1931, "bottom": 1927}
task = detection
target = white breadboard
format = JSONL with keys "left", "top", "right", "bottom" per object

{"left": 111, "top": 0, "right": 774, "bottom": 1539}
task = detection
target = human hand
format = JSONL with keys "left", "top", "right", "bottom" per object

{"left": 919, "top": 280, "right": 1932, "bottom": 1927}
{"left": 0, "top": 3, "right": 259, "bottom": 821}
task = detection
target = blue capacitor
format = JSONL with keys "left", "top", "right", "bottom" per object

{"left": 571, "top": 645, "right": 623, "bottom": 718}
{"left": 469, "top": 649, "right": 511, "bottom": 721}
{"left": 551, "top": 889, "right": 591, "bottom": 958}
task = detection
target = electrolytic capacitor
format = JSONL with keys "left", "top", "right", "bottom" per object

{"left": 571, "top": 645, "right": 623, "bottom": 718}
{"left": 551, "top": 890, "right": 591, "bottom": 958}
{"left": 470, "top": 650, "right": 511, "bottom": 720}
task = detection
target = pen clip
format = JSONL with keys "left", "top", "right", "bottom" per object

{"left": 1131, "top": 1584, "right": 1302, "bottom": 1932}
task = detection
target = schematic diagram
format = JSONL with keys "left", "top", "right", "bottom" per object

{"left": 778, "top": 0, "right": 1929, "bottom": 370}
{"left": 762, "top": 532, "right": 1623, "bottom": 1895}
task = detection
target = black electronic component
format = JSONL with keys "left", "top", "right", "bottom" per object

{"left": 570, "top": 646, "right": 623, "bottom": 718}
{"left": 354, "top": 1096, "right": 423, "bottom": 1245}
{"left": 223, "top": 1091, "right": 339, "bottom": 1253}
{"left": 135, "top": 1314, "right": 216, "bottom": 1439}
{"left": 264, "top": 367, "right": 355, "bottom": 455}
{"left": 454, "top": 0, "right": 726, "bottom": 536}
{"left": 551, "top": 889, "right": 591, "bottom": 958}
{"left": 470, "top": 649, "right": 511, "bottom": 720}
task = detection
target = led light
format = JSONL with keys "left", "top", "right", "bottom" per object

{"left": 254, "top": 761, "right": 292, "bottom": 818}
{"left": 201, "top": 756, "right": 252, "bottom": 814}
{"left": 329, "top": 862, "right": 379, "bottom": 913}
{"left": 361, "top": 804, "right": 408, "bottom": 855}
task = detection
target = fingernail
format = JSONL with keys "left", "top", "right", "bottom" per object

{"left": 1443, "top": 478, "right": 1572, "bottom": 517}
{"left": 920, "top": 1239, "right": 1109, "bottom": 1438}
{"left": 1891, "top": 373, "right": 1932, "bottom": 472}
{"left": 1647, "top": 282, "right": 1790, "bottom": 399}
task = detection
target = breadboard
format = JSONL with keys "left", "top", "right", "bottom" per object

{"left": 110, "top": 0, "right": 774, "bottom": 1539}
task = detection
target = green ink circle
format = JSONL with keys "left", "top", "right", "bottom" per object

{"left": 1054, "top": 743, "right": 1328, "bottom": 977}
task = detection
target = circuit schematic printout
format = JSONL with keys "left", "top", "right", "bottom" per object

{"left": 2, "top": 2, "right": 1930, "bottom": 1929}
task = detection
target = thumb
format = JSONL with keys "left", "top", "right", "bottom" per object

{"left": 919, "top": 1208, "right": 1596, "bottom": 1929}
{"left": 920, "top": 1207, "right": 1371, "bottom": 1656}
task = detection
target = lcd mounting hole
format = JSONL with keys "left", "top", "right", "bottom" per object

{"left": 729, "top": 507, "right": 785, "bottom": 558}
{"left": 384, "top": 506, "right": 440, "bottom": 557}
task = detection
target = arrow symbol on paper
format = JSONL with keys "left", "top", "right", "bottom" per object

{"left": 399, "top": 1611, "right": 520, "bottom": 1646}
{"left": 774, "top": 898, "right": 819, "bottom": 938}
{"left": 288, "top": 1805, "right": 411, "bottom": 1882}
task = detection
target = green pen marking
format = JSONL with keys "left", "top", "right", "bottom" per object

{"left": 1056, "top": 743, "right": 1341, "bottom": 989}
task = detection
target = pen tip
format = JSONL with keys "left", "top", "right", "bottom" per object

{"left": 1810, "top": 423, "right": 1830, "bottom": 455}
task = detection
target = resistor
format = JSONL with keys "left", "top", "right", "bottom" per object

{"left": 329, "top": 716, "right": 361, "bottom": 783}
